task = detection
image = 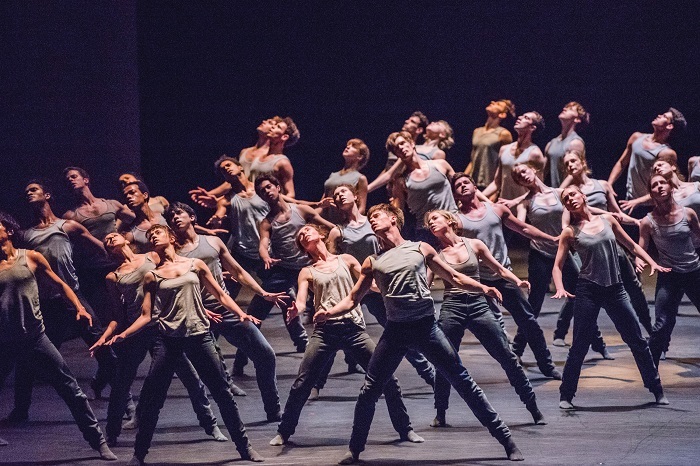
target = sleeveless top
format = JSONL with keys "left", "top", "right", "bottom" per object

{"left": 582, "top": 179, "right": 609, "bottom": 210}
{"left": 369, "top": 241, "right": 434, "bottom": 322}
{"left": 129, "top": 215, "right": 168, "bottom": 254}
{"left": 113, "top": 256, "right": 157, "bottom": 328}
{"left": 646, "top": 211, "right": 700, "bottom": 273}
{"left": 270, "top": 204, "right": 311, "bottom": 270}
{"left": 405, "top": 162, "right": 458, "bottom": 228}
{"left": 338, "top": 220, "right": 380, "bottom": 263}
{"left": 456, "top": 203, "right": 511, "bottom": 281}
{"left": 439, "top": 238, "right": 481, "bottom": 297}
{"left": 573, "top": 218, "right": 621, "bottom": 287}
{"left": 307, "top": 257, "right": 365, "bottom": 327}
{"left": 323, "top": 170, "right": 363, "bottom": 197}
{"left": 471, "top": 126, "right": 509, "bottom": 188}
{"left": 238, "top": 146, "right": 256, "bottom": 177}
{"left": 527, "top": 190, "right": 564, "bottom": 258}
{"left": 675, "top": 182, "right": 700, "bottom": 248}
{"left": 151, "top": 260, "right": 210, "bottom": 337}
{"left": 226, "top": 192, "right": 269, "bottom": 260}
{"left": 249, "top": 154, "right": 289, "bottom": 184}
{"left": 626, "top": 134, "right": 669, "bottom": 201}
{"left": 19, "top": 219, "right": 80, "bottom": 299}
{"left": 691, "top": 159, "right": 700, "bottom": 183}
{"left": 74, "top": 199, "right": 118, "bottom": 241}
{"left": 547, "top": 131, "right": 582, "bottom": 188}
{"left": 416, "top": 145, "right": 439, "bottom": 161}
{"left": 0, "top": 250, "right": 44, "bottom": 342}
{"left": 499, "top": 142, "right": 539, "bottom": 200}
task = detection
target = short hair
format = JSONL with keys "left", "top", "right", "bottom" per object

{"left": 498, "top": 99, "right": 516, "bottom": 118}
{"left": 385, "top": 131, "right": 414, "bottom": 153}
{"left": 0, "top": 211, "right": 21, "bottom": 237}
{"left": 123, "top": 180, "right": 150, "bottom": 197}
{"left": 648, "top": 173, "right": 672, "bottom": 195}
{"left": 434, "top": 120, "right": 455, "bottom": 150}
{"left": 25, "top": 178, "right": 53, "bottom": 198}
{"left": 423, "top": 209, "right": 458, "bottom": 231}
{"left": 145, "top": 224, "right": 175, "bottom": 242}
{"left": 63, "top": 166, "right": 90, "bottom": 179}
{"left": 295, "top": 224, "right": 330, "bottom": 256}
{"left": 450, "top": 172, "right": 475, "bottom": 192}
{"left": 529, "top": 111, "right": 545, "bottom": 134}
{"left": 561, "top": 185, "right": 587, "bottom": 206}
{"left": 346, "top": 138, "right": 370, "bottom": 169}
{"left": 254, "top": 173, "right": 281, "bottom": 195}
{"left": 668, "top": 107, "right": 687, "bottom": 138}
{"left": 511, "top": 161, "right": 542, "bottom": 185}
{"left": 563, "top": 149, "right": 592, "bottom": 176}
{"left": 282, "top": 117, "right": 300, "bottom": 147}
{"left": 164, "top": 201, "right": 197, "bottom": 226}
{"left": 565, "top": 101, "right": 590, "bottom": 126}
{"left": 411, "top": 111, "right": 429, "bottom": 132}
{"left": 367, "top": 203, "right": 405, "bottom": 231}
{"left": 213, "top": 154, "right": 241, "bottom": 177}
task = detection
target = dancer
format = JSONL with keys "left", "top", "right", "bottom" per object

{"left": 120, "top": 180, "right": 168, "bottom": 253}
{"left": 0, "top": 211, "right": 117, "bottom": 461}
{"left": 637, "top": 174, "right": 700, "bottom": 366}
{"left": 321, "top": 138, "right": 370, "bottom": 218}
{"left": 165, "top": 202, "right": 284, "bottom": 421}
{"left": 425, "top": 210, "right": 545, "bottom": 428}
{"left": 382, "top": 111, "right": 429, "bottom": 172}
{"left": 248, "top": 117, "right": 299, "bottom": 196}
{"left": 269, "top": 225, "right": 423, "bottom": 446}
{"left": 118, "top": 173, "right": 170, "bottom": 215}
{"left": 688, "top": 156, "right": 700, "bottom": 182}
{"left": 90, "top": 232, "right": 228, "bottom": 446}
{"left": 106, "top": 224, "right": 264, "bottom": 465}
{"left": 552, "top": 186, "right": 669, "bottom": 409}
{"left": 466, "top": 99, "right": 515, "bottom": 190}
{"left": 451, "top": 173, "right": 562, "bottom": 379}
{"left": 544, "top": 102, "right": 588, "bottom": 188}
{"left": 414, "top": 120, "right": 454, "bottom": 161}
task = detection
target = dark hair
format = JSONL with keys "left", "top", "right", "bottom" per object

{"left": 63, "top": 166, "right": 90, "bottom": 180}
{"left": 164, "top": 201, "right": 197, "bottom": 226}
{"left": 294, "top": 224, "right": 330, "bottom": 256}
{"left": 145, "top": 224, "right": 175, "bottom": 242}
{"left": 0, "top": 211, "right": 21, "bottom": 237}
{"left": 25, "top": 178, "right": 54, "bottom": 200}
{"left": 254, "top": 174, "right": 281, "bottom": 195}
{"left": 450, "top": 172, "right": 475, "bottom": 192}
{"left": 529, "top": 111, "right": 545, "bottom": 134}
{"left": 213, "top": 154, "right": 241, "bottom": 177}
{"left": 122, "top": 180, "right": 150, "bottom": 197}
{"left": 497, "top": 99, "right": 516, "bottom": 118}
{"left": 367, "top": 203, "right": 405, "bottom": 231}
{"left": 410, "top": 111, "right": 429, "bottom": 132}
{"left": 282, "top": 117, "right": 300, "bottom": 147}
{"left": 668, "top": 107, "right": 687, "bottom": 139}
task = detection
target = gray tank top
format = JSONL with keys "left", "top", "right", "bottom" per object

{"left": 582, "top": 179, "right": 608, "bottom": 210}
{"left": 179, "top": 235, "right": 233, "bottom": 316}
{"left": 271, "top": 204, "right": 311, "bottom": 270}
{"left": 471, "top": 126, "right": 509, "bottom": 188}
{"left": 456, "top": 204, "right": 511, "bottom": 281}
{"left": 626, "top": 134, "right": 668, "bottom": 201}
{"left": 226, "top": 192, "right": 269, "bottom": 261}
{"left": 691, "top": 159, "right": 700, "bottom": 183}
{"left": 405, "top": 162, "right": 458, "bottom": 228}
{"left": 439, "top": 238, "right": 480, "bottom": 297}
{"left": 646, "top": 211, "right": 700, "bottom": 273}
{"left": 74, "top": 199, "right": 118, "bottom": 241}
{"left": 113, "top": 256, "right": 157, "bottom": 328}
{"left": 129, "top": 215, "right": 168, "bottom": 254}
{"left": 370, "top": 241, "right": 434, "bottom": 322}
{"left": 0, "top": 250, "right": 44, "bottom": 342}
{"left": 499, "top": 142, "right": 539, "bottom": 200}
{"left": 675, "top": 182, "right": 700, "bottom": 248}
{"left": 308, "top": 257, "right": 365, "bottom": 327}
{"left": 20, "top": 219, "right": 80, "bottom": 299}
{"left": 323, "top": 170, "right": 363, "bottom": 197}
{"left": 151, "top": 260, "right": 210, "bottom": 337}
{"left": 547, "top": 132, "right": 582, "bottom": 188}
{"left": 416, "top": 145, "right": 439, "bottom": 161}
{"left": 249, "top": 154, "right": 289, "bottom": 184}
{"left": 527, "top": 190, "right": 564, "bottom": 258}
{"left": 339, "top": 219, "right": 379, "bottom": 263}
{"left": 573, "top": 218, "right": 621, "bottom": 286}
{"left": 238, "top": 146, "right": 256, "bottom": 177}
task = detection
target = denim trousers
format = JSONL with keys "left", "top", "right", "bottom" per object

{"left": 482, "top": 277, "right": 557, "bottom": 375}
{"left": 348, "top": 316, "right": 510, "bottom": 454}
{"left": 134, "top": 331, "right": 251, "bottom": 460}
{"left": 0, "top": 332, "right": 106, "bottom": 449}
{"left": 106, "top": 326, "right": 218, "bottom": 440}
{"left": 278, "top": 319, "right": 411, "bottom": 440}
{"left": 649, "top": 268, "right": 700, "bottom": 366}
{"left": 560, "top": 280, "right": 662, "bottom": 401}
{"left": 436, "top": 294, "right": 536, "bottom": 412}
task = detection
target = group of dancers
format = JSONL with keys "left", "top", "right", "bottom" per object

{"left": 1, "top": 100, "right": 699, "bottom": 464}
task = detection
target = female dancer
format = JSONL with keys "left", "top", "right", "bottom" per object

{"left": 106, "top": 225, "right": 263, "bottom": 465}
{"left": 637, "top": 174, "right": 700, "bottom": 366}
{"left": 269, "top": 225, "right": 422, "bottom": 446}
{"left": 90, "top": 232, "right": 227, "bottom": 447}
{"left": 425, "top": 210, "right": 544, "bottom": 428}
{"left": 466, "top": 100, "right": 515, "bottom": 190}
{"left": 415, "top": 120, "right": 454, "bottom": 160}
{"left": 552, "top": 186, "right": 668, "bottom": 409}
{"left": 321, "top": 139, "right": 370, "bottom": 220}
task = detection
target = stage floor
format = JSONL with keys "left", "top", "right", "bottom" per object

{"left": 1, "top": 250, "right": 699, "bottom": 465}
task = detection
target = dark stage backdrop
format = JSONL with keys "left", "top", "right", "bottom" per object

{"left": 2, "top": 2, "right": 699, "bottom": 223}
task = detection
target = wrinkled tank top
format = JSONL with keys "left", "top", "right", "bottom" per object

{"left": 129, "top": 215, "right": 168, "bottom": 254}
{"left": 405, "top": 162, "right": 458, "bottom": 228}
{"left": 416, "top": 145, "right": 439, "bottom": 161}
{"left": 674, "top": 182, "right": 700, "bottom": 248}
{"left": 527, "top": 190, "right": 564, "bottom": 258}
{"left": 471, "top": 126, "right": 509, "bottom": 188}
{"left": 271, "top": 204, "right": 311, "bottom": 270}
{"left": 0, "top": 250, "right": 44, "bottom": 341}
{"left": 626, "top": 134, "right": 668, "bottom": 201}
{"left": 582, "top": 179, "right": 608, "bottom": 211}
{"left": 690, "top": 159, "right": 700, "bottom": 183}
{"left": 646, "top": 211, "right": 700, "bottom": 273}
{"left": 113, "top": 256, "right": 157, "bottom": 328}
{"left": 456, "top": 203, "right": 511, "bottom": 281}
{"left": 339, "top": 219, "right": 380, "bottom": 263}
{"left": 323, "top": 170, "right": 363, "bottom": 197}
{"left": 226, "top": 192, "right": 269, "bottom": 260}
{"left": 439, "top": 238, "right": 480, "bottom": 297}
{"left": 499, "top": 142, "right": 539, "bottom": 200}
{"left": 249, "top": 154, "right": 289, "bottom": 184}
{"left": 547, "top": 132, "right": 582, "bottom": 188}
{"left": 573, "top": 218, "right": 621, "bottom": 287}
{"left": 308, "top": 257, "right": 364, "bottom": 327}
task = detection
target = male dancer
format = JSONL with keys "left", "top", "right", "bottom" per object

{"left": 248, "top": 117, "right": 299, "bottom": 197}
{"left": 382, "top": 111, "right": 429, "bottom": 171}
{"left": 321, "top": 204, "right": 523, "bottom": 464}
{"left": 544, "top": 102, "right": 588, "bottom": 188}
{"left": 466, "top": 99, "right": 515, "bottom": 191}
{"left": 120, "top": 180, "right": 167, "bottom": 253}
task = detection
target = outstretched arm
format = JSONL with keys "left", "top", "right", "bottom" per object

{"left": 551, "top": 228, "right": 575, "bottom": 299}
{"left": 607, "top": 214, "right": 669, "bottom": 275}
{"left": 316, "top": 258, "right": 374, "bottom": 323}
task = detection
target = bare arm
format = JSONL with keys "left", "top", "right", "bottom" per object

{"left": 367, "top": 159, "right": 404, "bottom": 193}
{"left": 108, "top": 272, "right": 156, "bottom": 343}
{"left": 206, "top": 196, "right": 231, "bottom": 229}
{"left": 356, "top": 175, "right": 368, "bottom": 214}
{"left": 299, "top": 204, "right": 335, "bottom": 230}
{"left": 258, "top": 218, "right": 278, "bottom": 269}
{"left": 420, "top": 242, "right": 496, "bottom": 295}
{"left": 606, "top": 214, "right": 669, "bottom": 274}
{"left": 499, "top": 204, "right": 557, "bottom": 242}
{"left": 288, "top": 267, "right": 312, "bottom": 322}
{"left": 64, "top": 219, "right": 107, "bottom": 256}
{"left": 196, "top": 259, "right": 260, "bottom": 323}
{"left": 608, "top": 132, "right": 642, "bottom": 187}
{"left": 471, "top": 239, "right": 529, "bottom": 291}
{"left": 276, "top": 159, "right": 295, "bottom": 198}
{"left": 327, "top": 226, "right": 341, "bottom": 254}
{"left": 89, "top": 276, "right": 122, "bottom": 353}
{"left": 552, "top": 227, "right": 575, "bottom": 298}
{"left": 316, "top": 257, "right": 374, "bottom": 322}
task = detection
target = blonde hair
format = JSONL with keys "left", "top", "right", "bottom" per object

{"left": 423, "top": 209, "right": 458, "bottom": 231}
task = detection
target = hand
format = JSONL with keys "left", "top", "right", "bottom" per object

{"left": 552, "top": 289, "right": 575, "bottom": 299}
{"left": 106, "top": 333, "right": 126, "bottom": 345}
{"left": 193, "top": 224, "right": 229, "bottom": 236}
{"left": 286, "top": 301, "right": 301, "bottom": 323}
{"left": 517, "top": 280, "right": 531, "bottom": 293}
{"left": 240, "top": 313, "right": 261, "bottom": 325}
{"left": 314, "top": 197, "right": 334, "bottom": 209}
{"left": 497, "top": 198, "right": 518, "bottom": 209}
{"left": 262, "top": 256, "right": 281, "bottom": 270}
{"left": 205, "top": 309, "right": 223, "bottom": 323}
{"left": 483, "top": 286, "right": 502, "bottom": 304}
{"left": 189, "top": 187, "right": 219, "bottom": 209}
{"left": 610, "top": 212, "right": 625, "bottom": 223}
{"left": 206, "top": 215, "right": 225, "bottom": 229}
{"left": 263, "top": 291, "right": 290, "bottom": 309}
{"left": 314, "top": 310, "right": 330, "bottom": 324}
{"left": 619, "top": 199, "right": 637, "bottom": 214}
{"left": 76, "top": 307, "right": 93, "bottom": 327}
{"left": 649, "top": 263, "right": 671, "bottom": 275}
{"left": 634, "top": 257, "right": 647, "bottom": 274}
{"left": 89, "top": 337, "right": 107, "bottom": 357}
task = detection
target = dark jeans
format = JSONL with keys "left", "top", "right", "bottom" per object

{"left": 482, "top": 277, "right": 557, "bottom": 376}
{"left": 106, "top": 326, "right": 218, "bottom": 440}
{"left": 278, "top": 320, "right": 411, "bottom": 440}
{"left": 348, "top": 316, "right": 511, "bottom": 454}
{"left": 618, "top": 250, "right": 653, "bottom": 334}
{"left": 0, "top": 333, "right": 106, "bottom": 449}
{"left": 649, "top": 268, "right": 700, "bottom": 366}
{"left": 436, "top": 294, "right": 536, "bottom": 411}
{"left": 134, "top": 332, "right": 251, "bottom": 460}
{"left": 212, "top": 315, "right": 280, "bottom": 417}
{"left": 13, "top": 295, "right": 117, "bottom": 416}
{"left": 560, "top": 281, "right": 662, "bottom": 401}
